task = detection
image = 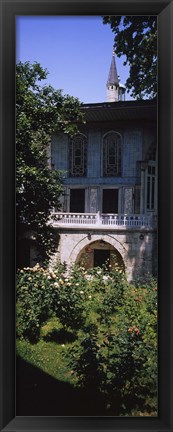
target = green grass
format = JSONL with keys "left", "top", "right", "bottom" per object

{"left": 16, "top": 311, "right": 123, "bottom": 391}
{"left": 16, "top": 307, "right": 119, "bottom": 389}
{"left": 16, "top": 316, "right": 78, "bottom": 385}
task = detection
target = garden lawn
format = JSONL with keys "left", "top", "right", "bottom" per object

{"left": 16, "top": 320, "right": 77, "bottom": 385}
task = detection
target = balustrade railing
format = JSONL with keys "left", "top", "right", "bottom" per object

{"left": 50, "top": 212, "right": 156, "bottom": 229}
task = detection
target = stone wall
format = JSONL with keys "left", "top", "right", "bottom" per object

{"left": 51, "top": 229, "right": 157, "bottom": 282}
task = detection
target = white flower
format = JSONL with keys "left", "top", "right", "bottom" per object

{"left": 54, "top": 282, "right": 59, "bottom": 288}
{"left": 76, "top": 283, "right": 79, "bottom": 286}
{"left": 85, "top": 274, "right": 91, "bottom": 280}
{"left": 80, "top": 290, "right": 84, "bottom": 294}
{"left": 49, "top": 272, "right": 56, "bottom": 279}
{"left": 59, "top": 278, "right": 64, "bottom": 284}
{"left": 88, "top": 295, "right": 92, "bottom": 299}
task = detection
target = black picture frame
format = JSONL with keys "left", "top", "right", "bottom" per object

{"left": 0, "top": 0, "right": 173, "bottom": 431}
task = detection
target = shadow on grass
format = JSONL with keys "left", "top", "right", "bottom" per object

{"left": 16, "top": 356, "right": 106, "bottom": 416}
{"left": 43, "top": 328, "right": 76, "bottom": 344}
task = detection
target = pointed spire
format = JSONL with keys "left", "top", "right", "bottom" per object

{"left": 107, "top": 50, "right": 119, "bottom": 87}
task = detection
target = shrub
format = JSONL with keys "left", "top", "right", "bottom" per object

{"left": 16, "top": 263, "right": 90, "bottom": 340}
{"left": 68, "top": 323, "right": 104, "bottom": 391}
{"left": 16, "top": 264, "right": 60, "bottom": 341}
{"left": 53, "top": 264, "right": 90, "bottom": 330}
{"left": 68, "top": 273, "right": 157, "bottom": 416}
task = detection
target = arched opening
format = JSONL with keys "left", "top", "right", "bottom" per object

{"left": 76, "top": 240, "right": 125, "bottom": 272}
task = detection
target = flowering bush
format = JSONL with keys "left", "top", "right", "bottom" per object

{"left": 67, "top": 272, "right": 157, "bottom": 415}
{"left": 16, "top": 264, "right": 62, "bottom": 341}
{"left": 54, "top": 265, "right": 89, "bottom": 330}
{"left": 16, "top": 263, "right": 90, "bottom": 340}
{"left": 100, "top": 282, "right": 157, "bottom": 415}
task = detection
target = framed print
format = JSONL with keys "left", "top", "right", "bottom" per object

{"left": 0, "top": 0, "right": 173, "bottom": 431}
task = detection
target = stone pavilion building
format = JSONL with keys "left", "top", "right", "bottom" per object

{"left": 49, "top": 52, "right": 157, "bottom": 281}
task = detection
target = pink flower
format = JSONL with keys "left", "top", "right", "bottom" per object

{"left": 87, "top": 247, "right": 93, "bottom": 253}
{"left": 128, "top": 325, "right": 140, "bottom": 335}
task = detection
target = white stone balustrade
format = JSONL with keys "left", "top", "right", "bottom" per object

{"left": 49, "top": 212, "right": 156, "bottom": 230}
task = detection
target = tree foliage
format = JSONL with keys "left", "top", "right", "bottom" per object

{"left": 16, "top": 62, "right": 84, "bottom": 264}
{"left": 102, "top": 16, "right": 157, "bottom": 99}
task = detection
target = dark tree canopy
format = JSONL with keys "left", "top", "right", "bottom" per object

{"left": 102, "top": 16, "right": 157, "bottom": 99}
{"left": 16, "top": 61, "right": 84, "bottom": 264}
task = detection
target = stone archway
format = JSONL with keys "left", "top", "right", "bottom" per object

{"left": 76, "top": 239, "right": 125, "bottom": 271}
{"left": 50, "top": 232, "right": 128, "bottom": 274}
{"left": 68, "top": 234, "right": 127, "bottom": 262}
{"left": 66, "top": 233, "right": 126, "bottom": 273}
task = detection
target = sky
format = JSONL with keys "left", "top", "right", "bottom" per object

{"left": 16, "top": 16, "right": 133, "bottom": 103}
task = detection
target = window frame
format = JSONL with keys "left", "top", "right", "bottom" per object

{"left": 102, "top": 131, "right": 122, "bottom": 177}
{"left": 145, "top": 161, "right": 156, "bottom": 212}
{"left": 69, "top": 133, "right": 87, "bottom": 177}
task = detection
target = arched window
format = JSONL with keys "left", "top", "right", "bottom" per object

{"left": 103, "top": 131, "right": 121, "bottom": 176}
{"left": 69, "top": 134, "right": 87, "bottom": 177}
